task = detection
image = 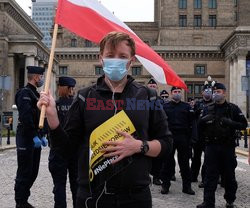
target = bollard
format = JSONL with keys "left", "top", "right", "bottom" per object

{"left": 7, "top": 126, "right": 10, "bottom": 145}
{"left": 244, "top": 130, "right": 248, "bottom": 148}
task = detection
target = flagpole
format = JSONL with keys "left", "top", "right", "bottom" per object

{"left": 39, "top": 23, "right": 58, "bottom": 129}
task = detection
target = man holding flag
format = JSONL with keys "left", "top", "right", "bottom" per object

{"left": 38, "top": 31, "right": 173, "bottom": 208}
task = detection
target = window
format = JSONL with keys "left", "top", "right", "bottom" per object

{"left": 194, "top": 0, "right": 202, "bottom": 9}
{"left": 132, "top": 66, "right": 142, "bottom": 76}
{"left": 95, "top": 66, "right": 104, "bottom": 75}
{"left": 194, "top": 15, "right": 202, "bottom": 27}
{"left": 209, "top": 15, "right": 217, "bottom": 27}
{"left": 194, "top": 84, "right": 203, "bottom": 94}
{"left": 179, "top": 15, "right": 187, "bottom": 27}
{"left": 209, "top": 0, "right": 217, "bottom": 9}
{"left": 59, "top": 66, "right": 68, "bottom": 75}
{"left": 71, "top": 38, "right": 77, "bottom": 47}
{"left": 179, "top": 0, "right": 187, "bottom": 9}
{"left": 233, "top": 0, "right": 238, "bottom": 7}
{"left": 194, "top": 65, "right": 206, "bottom": 75}
{"left": 85, "top": 39, "right": 92, "bottom": 47}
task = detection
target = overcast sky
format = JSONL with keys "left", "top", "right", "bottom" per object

{"left": 15, "top": 0, "right": 154, "bottom": 22}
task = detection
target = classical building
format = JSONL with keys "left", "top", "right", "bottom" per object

{"left": 54, "top": 0, "right": 250, "bottom": 117}
{"left": 0, "top": 0, "right": 58, "bottom": 114}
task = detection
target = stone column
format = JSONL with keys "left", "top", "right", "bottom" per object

{"left": 7, "top": 54, "right": 15, "bottom": 111}
{"left": 230, "top": 56, "right": 238, "bottom": 104}
{"left": 228, "top": 58, "right": 234, "bottom": 101}
{"left": 236, "top": 52, "right": 247, "bottom": 115}
{"left": 24, "top": 54, "right": 35, "bottom": 84}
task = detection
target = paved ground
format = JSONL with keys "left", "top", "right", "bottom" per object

{"left": 0, "top": 138, "right": 249, "bottom": 208}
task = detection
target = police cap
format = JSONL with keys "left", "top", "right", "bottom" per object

{"left": 160, "top": 90, "right": 169, "bottom": 96}
{"left": 202, "top": 84, "right": 212, "bottom": 91}
{"left": 171, "top": 86, "right": 182, "bottom": 92}
{"left": 213, "top": 82, "right": 226, "bottom": 90}
{"left": 147, "top": 78, "right": 157, "bottom": 85}
{"left": 27, "top": 66, "right": 45, "bottom": 75}
{"left": 59, "top": 76, "right": 76, "bottom": 87}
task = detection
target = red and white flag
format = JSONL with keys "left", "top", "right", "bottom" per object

{"left": 56, "top": 0, "right": 187, "bottom": 89}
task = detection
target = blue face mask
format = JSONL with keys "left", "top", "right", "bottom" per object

{"left": 103, "top": 58, "right": 129, "bottom": 81}
{"left": 36, "top": 77, "right": 44, "bottom": 88}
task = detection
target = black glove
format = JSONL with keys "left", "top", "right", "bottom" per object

{"left": 200, "top": 114, "right": 214, "bottom": 123}
{"left": 220, "top": 117, "right": 233, "bottom": 127}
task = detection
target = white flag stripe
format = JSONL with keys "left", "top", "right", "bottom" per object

{"left": 68, "top": 0, "right": 134, "bottom": 34}
{"left": 136, "top": 55, "right": 167, "bottom": 84}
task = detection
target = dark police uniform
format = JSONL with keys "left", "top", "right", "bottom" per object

{"left": 48, "top": 76, "right": 78, "bottom": 208}
{"left": 49, "top": 75, "right": 173, "bottom": 208}
{"left": 191, "top": 94, "right": 213, "bottom": 183}
{"left": 197, "top": 83, "right": 248, "bottom": 208}
{"left": 161, "top": 93, "right": 195, "bottom": 194}
{"left": 14, "top": 66, "right": 46, "bottom": 207}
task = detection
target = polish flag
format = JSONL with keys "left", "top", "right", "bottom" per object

{"left": 55, "top": 0, "right": 187, "bottom": 89}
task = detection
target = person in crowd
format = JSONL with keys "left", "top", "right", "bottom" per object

{"left": 146, "top": 79, "right": 164, "bottom": 186}
{"left": 147, "top": 78, "right": 158, "bottom": 90}
{"left": 161, "top": 87, "right": 195, "bottom": 195}
{"left": 197, "top": 83, "right": 248, "bottom": 208}
{"left": 160, "top": 90, "right": 170, "bottom": 104}
{"left": 191, "top": 82, "right": 213, "bottom": 187}
{"left": 14, "top": 66, "right": 48, "bottom": 208}
{"left": 38, "top": 31, "right": 173, "bottom": 208}
{"left": 49, "top": 76, "right": 78, "bottom": 208}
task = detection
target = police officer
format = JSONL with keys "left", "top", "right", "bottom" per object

{"left": 49, "top": 76, "right": 78, "bottom": 208}
{"left": 197, "top": 83, "right": 248, "bottom": 208}
{"left": 147, "top": 78, "right": 158, "bottom": 90}
{"left": 15, "top": 66, "right": 48, "bottom": 208}
{"left": 191, "top": 82, "right": 213, "bottom": 186}
{"left": 147, "top": 79, "right": 164, "bottom": 186}
{"left": 161, "top": 86, "right": 195, "bottom": 195}
{"left": 160, "top": 90, "right": 170, "bottom": 103}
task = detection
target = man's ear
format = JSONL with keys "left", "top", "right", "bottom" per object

{"left": 99, "top": 55, "right": 104, "bottom": 66}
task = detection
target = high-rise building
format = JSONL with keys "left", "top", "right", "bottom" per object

{"left": 31, "top": 0, "right": 57, "bottom": 47}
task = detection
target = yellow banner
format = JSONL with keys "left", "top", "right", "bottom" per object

{"left": 89, "top": 110, "right": 136, "bottom": 181}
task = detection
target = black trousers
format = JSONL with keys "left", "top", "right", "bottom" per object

{"left": 191, "top": 141, "right": 205, "bottom": 182}
{"left": 76, "top": 186, "right": 152, "bottom": 208}
{"left": 203, "top": 144, "right": 237, "bottom": 206}
{"left": 151, "top": 157, "right": 163, "bottom": 179}
{"left": 15, "top": 146, "right": 41, "bottom": 204}
{"left": 49, "top": 150, "right": 78, "bottom": 208}
{"left": 161, "top": 134, "right": 192, "bottom": 190}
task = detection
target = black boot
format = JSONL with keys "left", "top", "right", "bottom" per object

{"left": 161, "top": 183, "right": 169, "bottom": 194}
{"left": 171, "top": 175, "right": 176, "bottom": 181}
{"left": 182, "top": 187, "right": 195, "bottom": 195}
{"left": 196, "top": 202, "right": 215, "bottom": 208}
{"left": 153, "top": 177, "right": 162, "bottom": 185}
{"left": 198, "top": 182, "right": 204, "bottom": 188}
{"left": 16, "top": 202, "right": 35, "bottom": 208}
{"left": 226, "top": 202, "right": 235, "bottom": 208}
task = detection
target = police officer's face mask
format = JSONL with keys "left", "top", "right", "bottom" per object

{"left": 203, "top": 89, "right": 212, "bottom": 100}
{"left": 172, "top": 93, "right": 182, "bottom": 102}
{"left": 102, "top": 58, "right": 129, "bottom": 81}
{"left": 36, "top": 76, "right": 44, "bottom": 88}
{"left": 212, "top": 92, "right": 224, "bottom": 103}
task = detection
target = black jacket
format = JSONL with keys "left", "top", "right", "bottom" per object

{"left": 163, "top": 100, "right": 195, "bottom": 136}
{"left": 200, "top": 101, "right": 248, "bottom": 145}
{"left": 50, "top": 75, "right": 172, "bottom": 193}
{"left": 15, "top": 83, "right": 42, "bottom": 147}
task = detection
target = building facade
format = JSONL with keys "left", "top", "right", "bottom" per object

{"left": 31, "top": 0, "right": 57, "bottom": 47}
{"left": 54, "top": 0, "right": 250, "bottom": 118}
{"left": 0, "top": 0, "right": 58, "bottom": 115}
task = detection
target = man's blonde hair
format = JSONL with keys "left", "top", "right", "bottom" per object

{"left": 99, "top": 31, "right": 135, "bottom": 56}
